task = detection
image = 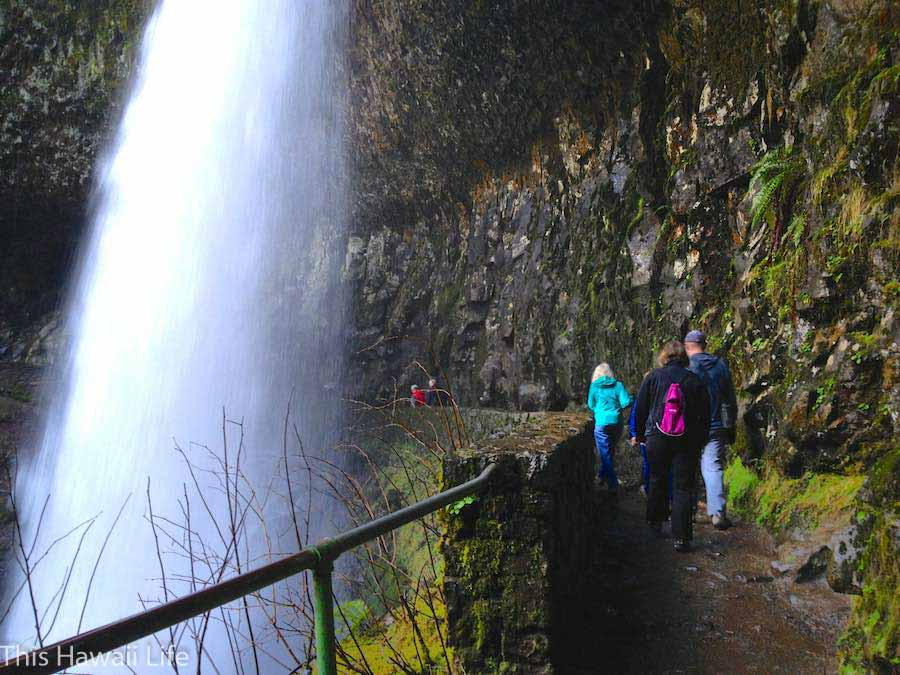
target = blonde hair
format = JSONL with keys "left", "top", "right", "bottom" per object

{"left": 592, "top": 363, "right": 614, "bottom": 382}
{"left": 656, "top": 341, "right": 688, "bottom": 368}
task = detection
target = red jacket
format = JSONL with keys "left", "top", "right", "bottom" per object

{"left": 412, "top": 389, "right": 427, "bottom": 406}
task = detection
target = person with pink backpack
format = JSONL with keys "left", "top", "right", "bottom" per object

{"left": 632, "top": 341, "right": 711, "bottom": 552}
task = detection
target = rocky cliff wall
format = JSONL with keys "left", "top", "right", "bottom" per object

{"left": 4, "top": 2, "right": 895, "bottom": 475}
{"left": 347, "top": 0, "right": 897, "bottom": 450}
{"left": 346, "top": 1, "right": 898, "bottom": 668}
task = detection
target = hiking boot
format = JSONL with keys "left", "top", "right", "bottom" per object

{"left": 712, "top": 514, "right": 732, "bottom": 530}
{"left": 673, "top": 539, "right": 691, "bottom": 553}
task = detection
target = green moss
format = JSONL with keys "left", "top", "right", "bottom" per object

{"left": 882, "top": 281, "right": 900, "bottom": 307}
{"left": 848, "top": 331, "right": 879, "bottom": 365}
{"left": 456, "top": 520, "right": 504, "bottom": 596}
{"left": 470, "top": 599, "right": 491, "bottom": 652}
{"left": 838, "top": 509, "right": 899, "bottom": 673}
{"left": 434, "top": 279, "right": 463, "bottom": 317}
{"left": 337, "top": 588, "right": 451, "bottom": 674}
{"left": 627, "top": 195, "right": 645, "bottom": 234}
{"left": 330, "top": 430, "right": 451, "bottom": 673}
{"left": 815, "top": 376, "right": 837, "bottom": 409}
{"left": 832, "top": 50, "right": 897, "bottom": 148}
{"left": 728, "top": 446, "right": 895, "bottom": 673}
{"left": 837, "top": 446, "right": 900, "bottom": 670}
{"left": 443, "top": 507, "right": 518, "bottom": 672}
{"left": 724, "top": 456, "right": 759, "bottom": 511}
{"left": 867, "top": 446, "right": 900, "bottom": 506}
{"left": 762, "top": 256, "right": 801, "bottom": 320}
{"left": 726, "top": 458, "right": 865, "bottom": 532}
{"left": 726, "top": 448, "right": 896, "bottom": 672}
{"left": 706, "top": 334, "right": 725, "bottom": 353}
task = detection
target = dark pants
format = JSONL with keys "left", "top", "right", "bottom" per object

{"left": 640, "top": 442, "right": 672, "bottom": 501}
{"left": 646, "top": 434, "right": 699, "bottom": 541}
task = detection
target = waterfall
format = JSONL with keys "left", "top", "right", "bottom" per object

{"left": 2, "top": 0, "right": 348, "bottom": 670}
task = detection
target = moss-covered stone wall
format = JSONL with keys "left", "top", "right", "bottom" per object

{"left": 442, "top": 412, "right": 595, "bottom": 673}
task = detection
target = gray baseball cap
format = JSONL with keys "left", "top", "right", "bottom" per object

{"left": 684, "top": 330, "right": 706, "bottom": 344}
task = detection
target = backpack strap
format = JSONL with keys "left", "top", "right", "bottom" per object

{"left": 664, "top": 367, "right": 687, "bottom": 387}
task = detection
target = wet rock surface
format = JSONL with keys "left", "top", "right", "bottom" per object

{"left": 342, "top": 4, "right": 899, "bottom": 663}
{"left": 2, "top": 1, "right": 897, "bottom": 478}
{"left": 338, "top": 12, "right": 900, "bottom": 591}
{"left": 0, "top": 362, "right": 43, "bottom": 456}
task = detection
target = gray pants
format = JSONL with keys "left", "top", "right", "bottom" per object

{"left": 700, "top": 433, "right": 727, "bottom": 516}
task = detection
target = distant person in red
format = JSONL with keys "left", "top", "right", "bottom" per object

{"left": 410, "top": 385, "right": 427, "bottom": 407}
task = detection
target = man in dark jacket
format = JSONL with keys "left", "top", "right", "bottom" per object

{"left": 633, "top": 341, "right": 711, "bottom": 552}
{"left": 685, "top": 330, "right": 738, "bottom": 530}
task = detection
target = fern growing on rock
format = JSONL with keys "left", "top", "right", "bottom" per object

{"left": 748, "top": 146, "right": 808, "bottom": 249}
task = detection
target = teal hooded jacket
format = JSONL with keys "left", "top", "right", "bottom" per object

{"left": 587, "top": 377, "right": 633, "bottom": 427}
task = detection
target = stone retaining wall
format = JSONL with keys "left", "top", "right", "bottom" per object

{"left": 442, "top": 412, "right": 594, "bottom": 673}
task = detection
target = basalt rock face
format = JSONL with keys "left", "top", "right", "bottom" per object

{"left": 347, "top": 0, "right": 663, "bottom": 409}
{"left": 346, "top": 1, "right": 898, "bottom": 475}
{"left": 346, "top": 2, "right": 898, "bottom": 668}
{"left": 4, "top": 2, "right": 894, "bottom": 475}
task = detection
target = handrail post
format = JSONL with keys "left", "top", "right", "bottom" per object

{"left": 313, "top": 558, "right": 337, "bottom": 675}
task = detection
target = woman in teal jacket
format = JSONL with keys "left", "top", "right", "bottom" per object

{"left": 587, "top": 363, "right": 633, "bottom": 491}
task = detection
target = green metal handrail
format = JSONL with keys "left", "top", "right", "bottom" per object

{"left": 0, "top": 463, "right": 496, "bottom": 674}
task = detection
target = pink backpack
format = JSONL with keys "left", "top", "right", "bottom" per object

{"left": 657, "top": 380, "right": 686, "bottom": 436}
